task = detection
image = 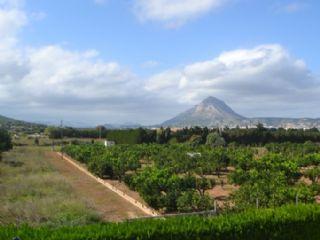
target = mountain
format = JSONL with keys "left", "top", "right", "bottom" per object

{"left": 161, "top": 97, "right": 320, "bottom": 129}
{"left": 162, "top": 97, "right": 246, "bottom": 127}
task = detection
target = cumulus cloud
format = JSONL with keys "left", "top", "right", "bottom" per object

{"left": 0, "top": 3, "right": 26, "bottom": 45}
{"left": 0, "top": 1, "right": 161, "bottom": 124}
{"left": 0, "top": 44, "right": 146, "bottom": 110}
{"left": 133, "top": 0, "right": 226, "bottom": 28}
{"left": 145, "top": 44, "right": 320, "bottom": 117}
{"left": 1, "top": 1, "right": 320, "bottom": 124}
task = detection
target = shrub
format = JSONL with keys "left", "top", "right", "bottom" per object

{"left": 2, "top": 204, "right": 320, "bottom": 240}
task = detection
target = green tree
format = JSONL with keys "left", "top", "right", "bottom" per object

{"left": 189, "top": 135, "right": 202, "bottom": 147}
{"left": 177, "top": 191, "right": 213, "bottom": 212}
{"left": 206, "top": 132, "right": 226, "bottom": 147}
{"left": 195, "top": 177, "right": 215, "bottom": 196}
{"left": 0, "top": 128, "right": 12, "bottom": 160}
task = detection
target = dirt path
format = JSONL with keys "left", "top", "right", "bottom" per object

{"left": 46, "top": 152, "right": 150, "bottom": 221}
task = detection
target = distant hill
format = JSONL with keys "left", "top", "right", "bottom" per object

{"left": 161, "top": 97, "right": 320, "bottom": 129}
{"left": 250, "top": 117, "right": 320, "bottom": 129}
{"left": 0, "top": 114, "right": 46, "bottom": 133}
{"left": 162, "top": 97, "right": 245, "bottom": 127}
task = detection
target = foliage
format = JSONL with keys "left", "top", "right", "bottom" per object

{"left": 63, "top": 141, "right": 320, "bottom": 213}
{"left": 2, "top": 204, "right": 320, "bottom": 240}
{"left": 206, "top": 132, "right": 226, "bottom": 147}
{"left": 0, "top": 128, "right": 12, "bottom": 159}
{"left": 63, "top": 143, "right": 236, "bottom": 212}
{"left": 46, "top": 127, "right": 156, "bottom": 144}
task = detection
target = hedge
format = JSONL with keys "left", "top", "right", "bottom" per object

{"left": 1, "top": 204, "right": 320, "bottom": 240}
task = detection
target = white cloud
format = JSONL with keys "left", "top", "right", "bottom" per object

{"left": 0, "top": 44, "right": 142, "bottom": 106}
{"left": 145, "top": 44, "right": 320, "bottom": 117}
{"left": 0, "top": 6, "right": 26, "bottom": 42}
{"left": 133, "top": 0, "right": 226, "bottom": 28}
{"left": 0, "top": 1, "right": 159, "bottom": 124}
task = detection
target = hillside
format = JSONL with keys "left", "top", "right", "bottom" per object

{"left": 0, "top": 114, "right": 46, "bottom": 133}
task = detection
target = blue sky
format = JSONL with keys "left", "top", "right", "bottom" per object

{"left": 0, "top": 0, "right": 319, "bottom": 125}
{"left": 23, "top": 0, "right": 320, "bottom": 72}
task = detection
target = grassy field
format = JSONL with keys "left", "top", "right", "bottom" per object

{"left": 0, "top": 147, "right": 100, "bottom": 226}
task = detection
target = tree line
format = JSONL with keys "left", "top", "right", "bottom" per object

{"left": 47, "top": 124, "right": 320, "bottom": 145}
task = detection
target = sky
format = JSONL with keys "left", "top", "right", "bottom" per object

{"left": 0, "top": 0, "right": 319, "bottom": 126}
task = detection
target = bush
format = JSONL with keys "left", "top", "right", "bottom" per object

{"left": 0, "top": 128, "right": 12, "bottom": 152}
{"left": 2, "top": 204, "right": 320, "bottom": 240}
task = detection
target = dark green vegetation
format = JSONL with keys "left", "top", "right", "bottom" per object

{"left": 2, "top": 204, "right": 320, "bottom": 240}
{"left": 46, "top": 126, "right": 156, "bottom": 144}
{"left": 63, "top": 140, "right": 320, "bottom": 213}
{"left": 0, "top": 114, "right": 46, "bottom": 134}
{"left": 0, "top": 128, "right": 12, "bottom": 160}
{"left": 47, "top": 124, "right": 320, "bottom": 145}
{"left": 0, "top": 128, "right": 12, "bottom": 152}
{"left": 0, "top": 147, "right": 99, "bottom": 226}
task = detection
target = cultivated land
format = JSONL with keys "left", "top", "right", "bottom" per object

{"left": 2, "top": 127, "right": 320, "bottom": 239}
{"left": 0, "top": 146, "right": 147, "bottom": 225}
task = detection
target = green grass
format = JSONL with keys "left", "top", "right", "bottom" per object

{"left": 0, "top": 147, "right": 100, "bottom": 226}
{"left": 1, "top": 204, "right": 320, "bottom": 240}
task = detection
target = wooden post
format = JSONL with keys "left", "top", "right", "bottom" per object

{"left": 256, "top": 198, "right": 259, "bottom": 209}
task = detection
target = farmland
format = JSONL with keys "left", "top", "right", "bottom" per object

{"left": 62, "top": 140, "right": 320, "bottom": 213}
{"left": 2, "top": 126, "right": 320, "bottom": 239}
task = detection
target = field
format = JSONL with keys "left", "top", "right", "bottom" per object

{"left": 0, "top": 146, "right": 146, "bottom": 225}
{"left": 0, "top": 146, "right": 100, "bottom": 226}
{"left": 2, "top": 128, "right": 320, "bottom": 239}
